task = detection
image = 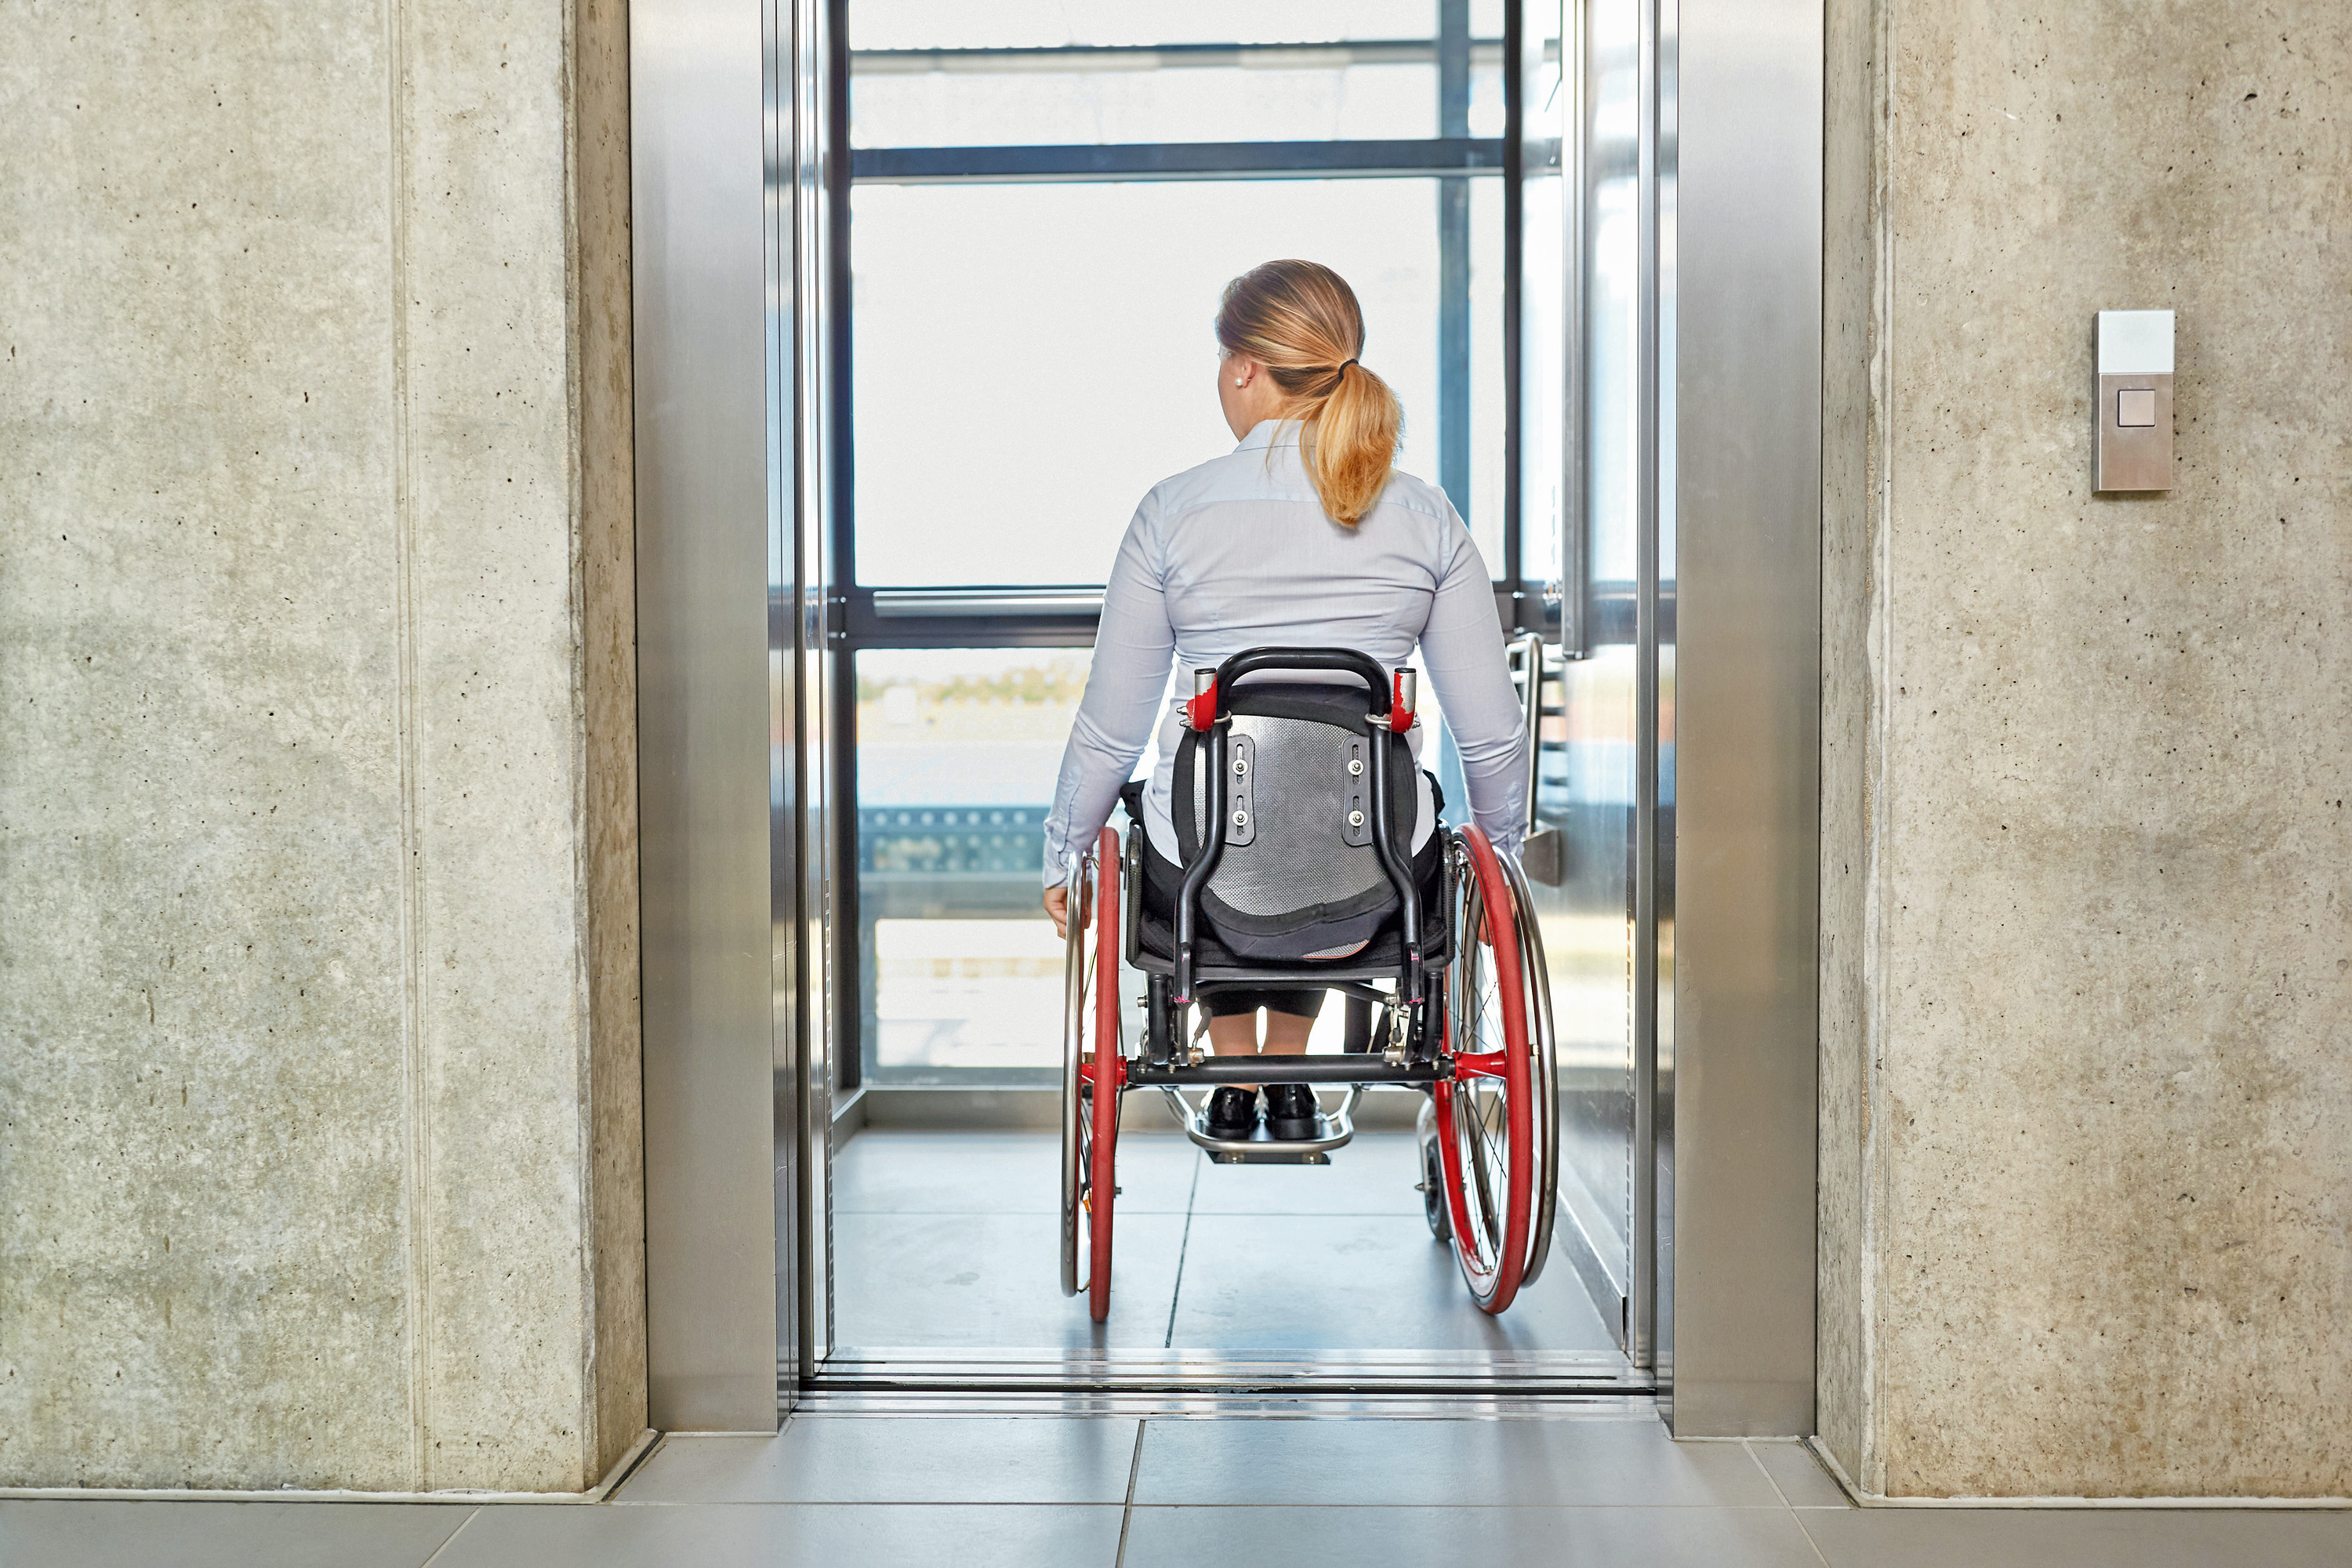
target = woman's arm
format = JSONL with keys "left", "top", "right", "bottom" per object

{"left": 1042, "top": 502, "right": 1176, "bottom": 900}
{"left": 1418, "top": 514, "right": 1530, "bottom": 857}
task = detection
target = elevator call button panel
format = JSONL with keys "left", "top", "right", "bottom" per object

{"left": 2095, "top": 310, "right": 2173, "bottom": 492}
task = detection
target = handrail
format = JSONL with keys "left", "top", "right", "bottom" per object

{"left": 871, "top": 587, "right": 1103, "bottom": 618}
{"left": 1508, "top": 633, "right": 1544, "bottom": 833}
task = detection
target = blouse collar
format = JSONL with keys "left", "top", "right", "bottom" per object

{"left": 1236, "top": 418, "right": 1303, "bottom": 453}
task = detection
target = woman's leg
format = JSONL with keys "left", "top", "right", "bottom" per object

{"left": 1206, "top": 1010, "right": 1265, "bottom": 1086}
{"left": 1201, "top": 993, "right": 1324, "bottom": 1135}
{"left": 1203, "top": 1004, "right": 1316, "bottom": 1072}
{"left": 1260, "top": 1003, "right": 1325, "bottom": 1139}
{"left": 1261, "top": 1009, "right": 1316, "bottom": 1050}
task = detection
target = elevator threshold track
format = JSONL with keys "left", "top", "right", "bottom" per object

{"left": 797, "top": 1349, "right": 1655, "bottom": 1408}
{"left": 793, "top": 1384, "right": 1661, "bottom": 1420}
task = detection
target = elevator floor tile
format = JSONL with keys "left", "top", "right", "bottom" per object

{"left": 829, "top": 1127, "right": 1626, "bottom": 1361}
{"left": 834, "top": 1210, "right": 1187, "bottom": 1349}
{"left": 1163, "top": 1213, "right": 1620, "bottom": 1356}
{"left": 433, "top": 1500, "right": 1123, "bottom": 1567}
{"left": 1132, "top": 1416, "right": 1783, "bottom": 1508}
{"left": 1187, "top": 1129, "right": 1427, "bottom": 1215}
{"left": 1121, "top": 1504, "right": 1828, "bottom": 1568}
{"left": 618, "top": 1417, "right": 1140, "bottom": 1504}
{"left": 834, "top": 1129, "right": 1200, "bottom": 1216}
{"left": 0, "top": 1501, "right": 471, "bottom": 1568}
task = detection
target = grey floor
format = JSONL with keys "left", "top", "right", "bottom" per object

{"left": 830, "top": 1124, "right": 1627, "bottom": 1363}
{"left": 15, "top": 1130, "right": 2343, "bottom": 1564}
{"left": 11, "top": 1417, "right": 2350, "bottom": 1566}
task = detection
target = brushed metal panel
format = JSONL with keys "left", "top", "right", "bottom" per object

{"left": 774, "top": 0, "right": 821, "bottom": 1409}
{"left": 786, "top": 0, "right": 842, "bottom": 1382}
{"left": 633, "top": 0, "right": 783, "bottom": 1431}
{"left": 2096, "top": 372, "right": 2175, "bottom": 492}
{"left": 1664, "top": 0, "right": 1821, "bottom": 1436}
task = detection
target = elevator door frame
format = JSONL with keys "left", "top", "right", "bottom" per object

{"left": 632, "top": 0, "right": 1820, "bottom": 1437}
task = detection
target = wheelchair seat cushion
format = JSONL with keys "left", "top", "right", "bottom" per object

{"left": 1166, "top": 682, "right": 1438, "bottom": 962}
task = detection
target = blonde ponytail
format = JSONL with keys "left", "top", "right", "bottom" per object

{"left": 1214, "top": 260, "right": 1403, "bottom": 525}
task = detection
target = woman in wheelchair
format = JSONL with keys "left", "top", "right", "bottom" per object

{"left": 1043, "top": 259, "right": 1529, "bottom": 1144}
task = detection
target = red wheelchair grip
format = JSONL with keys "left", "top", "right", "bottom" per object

{"left": 1186, "top": 676, "right": 1218, "bottom": 730}
{"left": 1389, "top": 670, "right": 1416, "bottom": 733}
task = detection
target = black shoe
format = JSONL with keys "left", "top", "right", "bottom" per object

{"left": 1265, "top": 1083, "right": 1320, "bottom": 1141}
{"left": 1205, "top": 1086, "right": 1260, "bottom": 1140}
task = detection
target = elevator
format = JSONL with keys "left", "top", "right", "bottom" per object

{"left": 633, "top": 0, "right": 1820, "bottom": 1436}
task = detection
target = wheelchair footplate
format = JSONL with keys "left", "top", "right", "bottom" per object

{"left": 1160, "top": 1084, "right": 1360, "bottom": 1165}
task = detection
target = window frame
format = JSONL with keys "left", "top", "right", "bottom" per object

{"left": 826, "top": 0, "right": 1555, "bottom": 1089}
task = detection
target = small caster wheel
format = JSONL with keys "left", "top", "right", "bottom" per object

{"left": 1417, "top": 1096, "right": 1450, "bottom": 1243}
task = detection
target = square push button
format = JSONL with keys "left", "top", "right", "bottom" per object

{"left": 2117, "top": 388, "right": 2158, "bottom": 428}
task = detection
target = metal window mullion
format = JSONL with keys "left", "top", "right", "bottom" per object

{"left": 823, "top": 0, "right": 862, "bottom": 1113}
{"left": 1499, "top": 0, "right": 1526, "bottom": 626}
{"left": 1439, "top": 0, "right": 1473, "bottom": 531}
{"left": 848, "top": 138, "right": 1507, "bottom": 184}
{"left": 1561, "top": 0, "right": 1590, "bottom": 659}
{"left": 848, "top": 38, "right": 1521, "bottom": 74}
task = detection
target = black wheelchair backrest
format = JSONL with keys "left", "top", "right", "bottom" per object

{"left": 1171, "top": 680, "right": 1421, "bottom": 962}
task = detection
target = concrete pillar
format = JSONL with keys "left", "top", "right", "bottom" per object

{"left": 0, "top": 0, "right": 643, "bottom": 1493}
{"left": 1820, "top": 0, "right": 2352, "bottom": 1498}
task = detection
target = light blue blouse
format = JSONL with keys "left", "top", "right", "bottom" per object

{"left": 1043, "top": 419, "right": 1529, "bottom": 884}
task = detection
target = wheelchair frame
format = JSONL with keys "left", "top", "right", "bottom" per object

{"left": 1059, "top": 648, "right": 1560, "bottom": 1321}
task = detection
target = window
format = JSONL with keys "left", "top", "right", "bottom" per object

{"left": 833, "top": 2, "right": 1555, "bottom": 1087}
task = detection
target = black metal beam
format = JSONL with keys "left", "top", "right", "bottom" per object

{"left": 851, "top": 138, "right": 1506, "bottom": 185}
{"left": 1129, "top": 1057, "right": 1444, "bottom": 1087}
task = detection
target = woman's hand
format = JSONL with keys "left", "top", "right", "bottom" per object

{"left": 1044, "top": 878, "right": 1092, "bottom": 939}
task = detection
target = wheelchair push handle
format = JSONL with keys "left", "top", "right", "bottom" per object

{"left": 1184, "top": 647, "right": 1416, "bottom": 735}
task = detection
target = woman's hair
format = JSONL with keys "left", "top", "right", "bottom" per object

{"left": 1214, "top": 260, "right": 1402, "bottom": 526}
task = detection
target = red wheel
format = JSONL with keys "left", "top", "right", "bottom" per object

{"left": 1086, "top": 827, "right": 1123, "bottom": 1322}
{"left": 1433, "top": 825, "right": 1537, "bottom": 1313}
{"left": 1062, "top": 829, "right": 1126, "bottom": 1317}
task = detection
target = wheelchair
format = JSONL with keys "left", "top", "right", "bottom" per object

{"left": 1059, "top": 647, "right": 1559, "bottom": 1322}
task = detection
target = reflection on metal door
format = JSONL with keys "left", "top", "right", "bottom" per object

{"left": 1524, "top": 0, "right": 1669, "bottom": 1370}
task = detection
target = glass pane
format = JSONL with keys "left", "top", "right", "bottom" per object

{"left": 1585, "top": 0, "right": 1641, "bottom": 587}
{"left": 851, "top": 178, "right": 1504, "bottom": 586}
{"left": 1547, "top": 640, "right": 1638, "bottom": 1255}
{"left": 854, "top": 2, "right": 1448, "bottom": 52}
{"left": 848, "top": 4, "right": 1517, "bottom": 147}
{"left": 1547, "top": 0, "right": 1645, "bottom": 1322}
{"left": 1519, "top": 170, "right": 1565, "bottom": 587}
{"left": 852, "top": 64, "right": 1438, "bottom": 148}
{"left": 855, "top": 648, "right": 1091, "bottom": 1084}
{"left": 1517, "top": 0, "right": 1567, "bottom": 588}
{"left": 1468, "top": 176, "right": 1506, "bottom": 561}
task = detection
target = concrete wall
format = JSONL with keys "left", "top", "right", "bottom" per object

{"left": 0, "top": 0, "right": 642, "bottom": 1494}
{"left": 1820, "top": 0, "right": 2352, "bottom": 1498}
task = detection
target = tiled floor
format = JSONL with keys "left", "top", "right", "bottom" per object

{"left": 12, "top": 1417, "right": 2349, "bottom": 1566}
{"left": 830, "top": 1126, "right": 1626, "bottom": 1362}
{"left": 15, "top": 1129, "right": 2343, "bottom": 1566}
